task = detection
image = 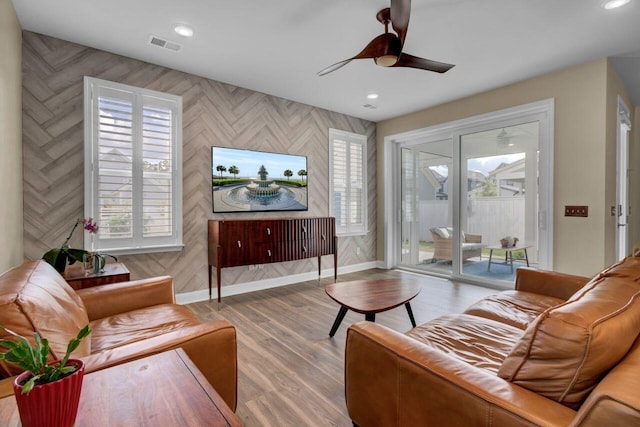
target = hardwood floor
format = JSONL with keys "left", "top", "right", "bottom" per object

{"left": 186, "top": 268, "right": 497, "bottom": 426}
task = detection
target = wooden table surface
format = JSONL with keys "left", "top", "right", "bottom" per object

{"left": 0, "top": 349, "right": 241, "bottom": 427}
{"left": 485, "top": 244, "right": 532, "bottom": 251}
{"left": 325, "top": 278, "right": 421, "bottom": 314}
{"left": 62, "top": 262, "right": 130, "bottom": 290}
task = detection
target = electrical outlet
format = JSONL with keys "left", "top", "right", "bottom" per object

{"left": 356, "top": 247, "right": 361, "bottom": 255}
{"left": 565, "top": 205, "right": 588, "bottom": 217}
{"left": 258, "top": 264, "right": 264, "bottom": 269}
{"left": 249, "top": 264, "right": 255, "bottom": 271}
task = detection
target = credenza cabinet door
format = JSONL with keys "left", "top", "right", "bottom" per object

{"left": 252, "top": 220, "right": 277, "bottom": 264}
{"left": 318, "top": 217, "right": 335, "bottom": 255}
{"left": 220, "top": 222, "right": 250, "bottom": 267}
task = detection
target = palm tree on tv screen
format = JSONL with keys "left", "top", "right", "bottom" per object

{"left": 229, "top": 165, "right": 239, "bottom": 178}
{"left": 297, "top": 169, "right": 307, "bottom": 183}
{"left": 216, "top": 165, "right": 227, "bottom": 179}
{"left": 284, "top": 169, "right": 293, "bottom": 180}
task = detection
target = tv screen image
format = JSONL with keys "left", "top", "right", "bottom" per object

{"left": 211, "top": 146, "right": 308, "bottom": 213}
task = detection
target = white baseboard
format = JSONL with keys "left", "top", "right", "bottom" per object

{"left": 175, "top": 261, "right": 382, "bottom": 305}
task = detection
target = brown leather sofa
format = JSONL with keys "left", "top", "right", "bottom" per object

{"left": 345, "top": 256, "right": 640, "bottom": 426}
{"left": 0, "top": 260, "right": 237, "bottom": 410}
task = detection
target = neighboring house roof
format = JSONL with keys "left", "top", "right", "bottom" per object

{"left": 467, "top": 170, "right": 486, "bottom": 184}
{"left": 489, "top": 158, "right": 525, "bottom": 180}
{"left": 421, "top": 167, "right": 443, "bottom": 190}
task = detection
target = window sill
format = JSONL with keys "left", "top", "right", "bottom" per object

{"left": 336, "top": 230, "right": 369, "bottom": 238}
{"left": 98, "top": 244, "right": 185, "bottom": 256}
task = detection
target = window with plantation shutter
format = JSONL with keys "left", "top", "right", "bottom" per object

{"left": 84, "top": 77, "right": 183, "bottom": 254}
{"left": 329, "top": 129, "right": 368, "bottom": 236}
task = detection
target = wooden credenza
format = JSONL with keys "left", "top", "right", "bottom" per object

{"left": 208, "top": 217, "right": 337, "bottom": 304}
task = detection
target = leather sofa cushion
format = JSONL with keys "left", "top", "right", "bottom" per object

{"left": 90, "top": 304, "right": 201, "bottom": 353}
{"left": 0, "top": 260, "right": 91, "bottom": 368}
{"left": 464, "top": 290, "right": 564, "bottom": 330}
{"left": 498, "top": 257, "right": 640, "bottom": 409}
{"left": 406, "top": 313, "right": 522, "bottom": 374}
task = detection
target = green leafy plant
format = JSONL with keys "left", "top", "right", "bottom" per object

{"left": 0, "top": 325, "right": 92, "bottom": 394}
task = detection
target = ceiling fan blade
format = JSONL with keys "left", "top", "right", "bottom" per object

{"left": 390, "top": 0, "right": 411, "bottom": 48}
{"left": 393, "top": 53, "right": 455, "bottom": 73}
{"left": 318, "top": 33, "right": 399, "bottom": 76}
{"left": 317, "top": 59, "right": 353, "bottom": 76}
{"left": 353, "top": 33, "right": 399, "bottom": 60}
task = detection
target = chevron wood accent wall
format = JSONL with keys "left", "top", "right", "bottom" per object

{"left": 22, "top": 31, "right": 377, "bottom": 294}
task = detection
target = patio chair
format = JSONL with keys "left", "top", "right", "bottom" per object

{"left": 430, "top": 227, "right": 484, "bottom": 262}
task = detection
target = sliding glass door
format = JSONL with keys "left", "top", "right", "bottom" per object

{"left": 390, "top": 100, "right": 553, "bottom": 286}
{"left": 400, "top": 140, "right": 453, "bottom": 276}
{"left": 459, "top": 123, "right": 539, "bottom": 282}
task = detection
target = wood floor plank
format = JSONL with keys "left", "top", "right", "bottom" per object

{"left": 187, "top": 268, "right": 497, "bottom": 426}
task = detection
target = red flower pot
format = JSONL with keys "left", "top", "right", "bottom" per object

{"left": 13, "top": 359, "right": 85, "bottom": 427}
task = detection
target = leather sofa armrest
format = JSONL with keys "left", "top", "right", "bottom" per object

{"left": 346, "top": 322, "right": 576, "bottom": 427}
{"left": 515, "top": 268, "right": 591, "bottom": 300}
{"left": 80, "top": 320, "right": 237, "bottom": 411}
{"left": 77, "top": 276, "right": 175, "bottom": 320}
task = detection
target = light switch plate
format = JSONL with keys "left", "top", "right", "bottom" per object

{"left": 565, "top": 206, "right": 588, "bottom": 217}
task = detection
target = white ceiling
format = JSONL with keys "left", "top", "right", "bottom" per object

{"left": 11, "top": 0, "right": 640, "bottom": 122}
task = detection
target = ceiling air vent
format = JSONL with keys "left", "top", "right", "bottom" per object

{"left": 148, "top": 35, "right": 182, "bottom": 52}
{"left": 362, "top": 104, "right": 377, "bottom": 109}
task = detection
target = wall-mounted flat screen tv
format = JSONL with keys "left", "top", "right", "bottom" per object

{"left": 211, "top": 146, "right": 308, "bottom": 213}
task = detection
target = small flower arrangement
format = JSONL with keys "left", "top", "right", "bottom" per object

{"left": 0, "top": 325, "right": 91, "bottom": 394}
{"left": 499, "top": 236, "right": 519, "bottom": 248}
{"left": 42, "top": 218, "right": 99, "bottom": 273}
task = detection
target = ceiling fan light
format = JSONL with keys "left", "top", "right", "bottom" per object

{"left": 375, "top": 55, "right": 398, "bottom": 67}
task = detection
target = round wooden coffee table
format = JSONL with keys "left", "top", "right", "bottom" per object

{"left": 325, "top": 278, "right": 421, "bottom": 337}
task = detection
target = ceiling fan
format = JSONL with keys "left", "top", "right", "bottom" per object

{"left": 317, "top": 0, "right": 455, "bottom": 76}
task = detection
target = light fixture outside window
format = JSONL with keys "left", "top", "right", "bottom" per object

{"left": 497, "top": 128, "right": 513, "bottom": 148}
{"left": 602, "top": 0, "right": 631, "bottom": 10}
{"left": 173, "top": 24, "right": 194, "bottom": 37}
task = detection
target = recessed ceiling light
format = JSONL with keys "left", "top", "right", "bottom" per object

{"left": 173, "top": 24, "right": 194, "bottom": 37}
{"left": 602, "top": 0, "right": 630, "bottom": 10}
{"left": 367, "top": 93, "right": 379, "bottom": 100}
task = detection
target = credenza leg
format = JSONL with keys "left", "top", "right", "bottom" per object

{"left": 334, "top": 237, "right": 338, "bottom": 283}
{"left": 208, "top": 265, "right": 212, "bottom": 300}
{"left": 217, "top": 266, "right": 222, "bottom": 307}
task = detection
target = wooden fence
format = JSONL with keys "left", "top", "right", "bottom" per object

{"left": 418, "top": 197, "right": 527, "bottom": 249}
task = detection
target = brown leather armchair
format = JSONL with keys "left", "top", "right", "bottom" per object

{"left": 0, "top": 260, "right": 237, "bottom": 410}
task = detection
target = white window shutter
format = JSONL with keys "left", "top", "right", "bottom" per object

{"left": 84, "top": 77, "right": 183, "bottom": 254}
{"left": 142, "top": 103, "right": 173, "bottom": 238}
{"left": 329, "top": 129, "right": 368, "bottom": 236}
{"left": 97, "top": 95, "right": 134, "bottom": 239}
